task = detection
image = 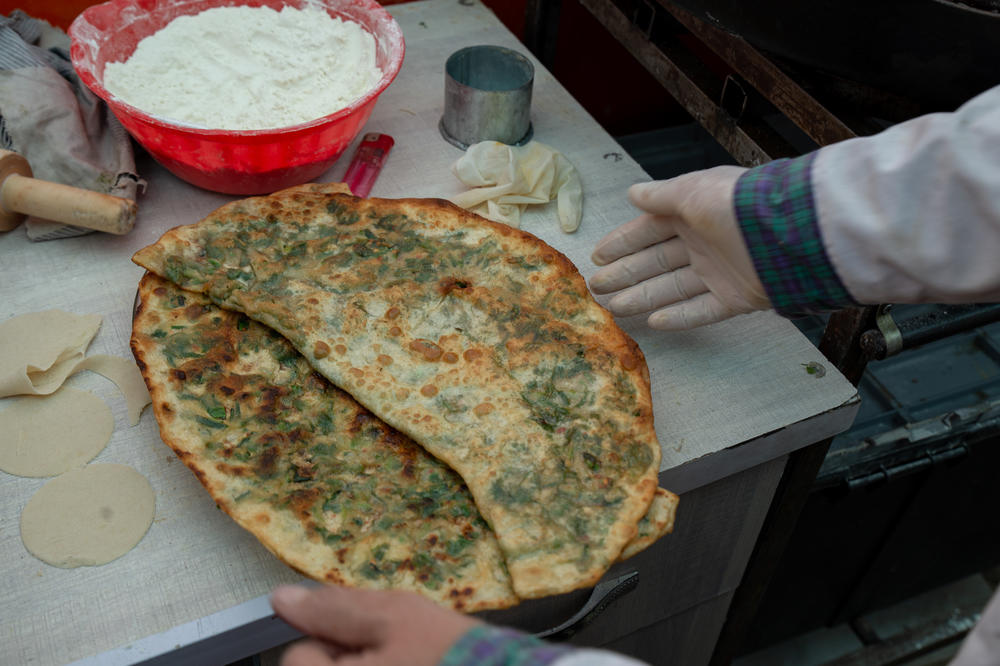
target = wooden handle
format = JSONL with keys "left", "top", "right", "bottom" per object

{"left": 0, "top": 173, "right": 137, "bottom": 235}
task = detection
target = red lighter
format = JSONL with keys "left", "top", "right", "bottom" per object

{"left": 342, "top": 133, "right": 395, "bottom": 197}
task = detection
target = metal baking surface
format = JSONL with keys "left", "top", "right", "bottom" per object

{"left": 0, "top": 1, "right": 858, "bottom": 664}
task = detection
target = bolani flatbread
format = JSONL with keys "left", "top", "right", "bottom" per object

{"left": 132, "top": 274, "right": 517, "bottom": 611}
{"left": 621, "top": 487, "right": 679, "bottom": 561}
{"left": 133, "top": 189, "right": 665, "bottom": 598}
{"left": 132, "top": 274, "right": 676, "bottom": 608}
{"left": 132, "top": 190, "right": 665, "bottom": 598}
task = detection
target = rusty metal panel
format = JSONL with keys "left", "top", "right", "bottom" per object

{"left": 577, "top": 0, "right": 799, "bottom": 166}
{"left": 524, "top": 0, "right": 562, "bottom": 69}
{"left": 653, "top": 0, "right": 858, "bottom": 146}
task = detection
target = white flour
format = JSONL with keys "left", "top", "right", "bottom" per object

{"left": 103, "top": 5, "right": 383, "bottom": 130}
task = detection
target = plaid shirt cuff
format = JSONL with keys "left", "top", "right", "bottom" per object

{"left": 733, "top": 154, "right": 856, "bottom": 316}
{"left": 440, "top": 626, "right": 572, "bottom": 666}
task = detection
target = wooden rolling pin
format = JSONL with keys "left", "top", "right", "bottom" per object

{"left": 0, "top": 149, "right": 137, "bottom": 235}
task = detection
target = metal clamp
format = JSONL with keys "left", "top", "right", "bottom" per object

{"left": 720, "top": 75, "right": 748, "bottom": 121}
{"left": 534, "top": 570, "right": 639, "bottom": 641}
{"left": 860, "top": 304, "right": 903, "bottom": 359}
{"left": 632, "top": 0, "right": 657, "bottom": 39}
{"left": 875, "top": 304, "right": 904, "bottom": 356}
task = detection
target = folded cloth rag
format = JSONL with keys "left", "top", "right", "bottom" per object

{"left": 0, "top": 10, "right": 141, "bottom": 241}
{"left": 450, "top": 140, "right": 583, "bottom": 233}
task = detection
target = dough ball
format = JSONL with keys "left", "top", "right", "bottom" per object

{"left": 20, "top": 464, "right": 155, "bottom": 568}
{"left": 0, "top": 386, "right": 113, "bottom": 477}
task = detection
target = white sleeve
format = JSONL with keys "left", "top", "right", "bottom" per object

{"left": 948, "top": 587, "right": 1000, "bottom": 666}
{"left": 813, "top": 84, "right": 1000, "bottom": 305}
{"left": 551, "top": 648, "right": 651, "bottom": 666}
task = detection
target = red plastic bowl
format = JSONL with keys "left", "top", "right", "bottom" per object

{"left": 69, "top": 0, "right": 405, "bottom": 195}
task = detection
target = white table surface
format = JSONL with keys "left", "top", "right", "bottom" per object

{"left": 0, "top": 1, "right": 859, "bottom": 664}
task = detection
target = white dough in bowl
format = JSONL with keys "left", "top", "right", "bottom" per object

{"left": 20, "top": 464, "right": 155, "bottom": 568}
{"left": 102, "top": 5, "right": 383, "bottom": 130}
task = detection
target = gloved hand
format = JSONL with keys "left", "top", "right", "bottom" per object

{"left": 590, "top": 166, "right": 771, "bottom": 330}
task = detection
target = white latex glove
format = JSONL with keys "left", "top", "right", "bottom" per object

{"left": 590, "top": 166, "right": 772, "bottom": 330}
{"left": 451, "top": 140, "right": 583, "bottom": 232}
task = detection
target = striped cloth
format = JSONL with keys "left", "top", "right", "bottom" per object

{"left": 0, "top": 11, "right": 71, "bottom": 72}
{"left": 440, "top": 626, "right": 571, "bottom": 666}
{"left": 733, "top": 154, "right": 857, "bottom": 315}
{"left": 0, "top": 10, "right": 140, "bottom": 241}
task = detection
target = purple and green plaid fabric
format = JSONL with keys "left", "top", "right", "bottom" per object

{"left": 733, "top": 154, "right": 856, "bottom": 316}
{"left": 440, "top": 626, "right": 571, "bottom": 666}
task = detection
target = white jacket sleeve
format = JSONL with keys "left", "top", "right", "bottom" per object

{"left": 813, "top": 84, "right": 1000, "bottom": 305}
{"left": 551, "top": 649, "right": 650, "bottom": 666}
{"left": 950, "top": 587, "right": 1000, "bottom": 666}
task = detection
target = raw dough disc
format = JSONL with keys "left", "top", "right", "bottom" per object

{"left": 0, "top": 386, "right": 113, "bottom": 477}
{"left": 77, "top": 355, "right": 152, "bottom": 425}
{"left": 0, "top": 310, "right": 102, "bottom": 397}
{"left": 20, "top": 464, "right": 155, "bottom": 568}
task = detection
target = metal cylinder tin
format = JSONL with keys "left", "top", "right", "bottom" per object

{"left": 439, "top": 45, "right": 534, "bottom": 150}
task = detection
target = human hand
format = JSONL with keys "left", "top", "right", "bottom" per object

{"left": 590, "top": 166, "right": 772, "bottom": 330}
{"left": 270, "top": 584, "right": 481, "bottom": 666}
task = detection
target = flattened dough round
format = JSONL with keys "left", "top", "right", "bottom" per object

{"left": 20, "top": 464, "right": 155, "bottom": 568}
{"left": 77, "top": 354, "right": 152, "bottom": 425}
{"left": 0, "top": 386, "right": 113, "bottom": 477}
{"left": 0, "top": 310, "right": 102, "bottom": 397}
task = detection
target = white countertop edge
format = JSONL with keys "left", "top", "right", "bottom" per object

{"left": 67, "top": 585, "right": 313, "bottom": 666}
{"left": 660, "top": 395, "right": 862, "bottom": 495}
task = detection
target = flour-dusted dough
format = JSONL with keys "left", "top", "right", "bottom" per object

{"left": 0, "top": 311, "right": 102, "bottom": 397}
{"left": 0, "top": 387, "right": 113, "bottom": 477}
{"left": 20, "top": 464, "right": 155, "bottom": 568}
